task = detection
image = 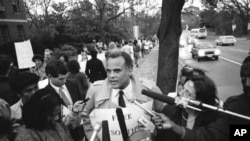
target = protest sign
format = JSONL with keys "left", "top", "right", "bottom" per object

{"left": 15, "top": 40, "right": 35, "bottom": 69}
{"left": 89, "top": 101, "right": 153, "bottom": 141}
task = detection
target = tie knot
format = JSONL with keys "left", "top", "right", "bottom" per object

{"left": 119, "top": 90, "right": 124, "bottom": 95}
{"left": 59, "top": 87, "right": 63, "bottom": 91}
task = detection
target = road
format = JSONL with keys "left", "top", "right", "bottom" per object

{"left": 179, "top": 31, "right": 249, "bottom": 102}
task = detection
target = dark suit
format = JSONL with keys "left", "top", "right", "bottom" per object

{"left": 45, "top": 79, "right": 84, "bottom": 141}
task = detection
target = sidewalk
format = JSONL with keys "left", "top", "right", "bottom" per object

{"left": 133, "top": 48, "right": 158, "bottom": 83}
{"left": 133, "top": 47, "right": 184, "bottom": 84}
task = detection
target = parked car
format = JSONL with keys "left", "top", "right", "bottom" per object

{"left": 215, "top": 36, "right": 236, "bottom": 46}
{"left": 191, "top": 42, "right": 221, "bottom": 61}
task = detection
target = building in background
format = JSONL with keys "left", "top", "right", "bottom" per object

{"left": 0, "top": 0, "right": 29, "bottom": 46}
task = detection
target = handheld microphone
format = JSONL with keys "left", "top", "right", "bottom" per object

{"left": 90, "top": 122, "right": 102, "bottom": 141}
{"left": 116, "top": 108, "right": 129, "bottom": 141}
{"left": 102, "top": 120, "right": 110, "bottom": 141}
{"left": 141, "top": 89, "right": 201, "bottom": 111}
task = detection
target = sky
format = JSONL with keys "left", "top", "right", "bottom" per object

{"left": 184, "top": 0, "right": 203, "bottom": 9}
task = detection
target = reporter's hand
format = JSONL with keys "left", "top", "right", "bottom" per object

{"left": 72, "top": 100, "right": 86, "bottom": 113}
{"left": 151, "top": 112, "right": 173, "bottom": 130}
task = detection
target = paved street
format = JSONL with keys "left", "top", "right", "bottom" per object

{"left": 134, "top": 31, "right": 250, "bottom": 102}
{"left": 180, "top": 31, "right": 250, "bottom": 101}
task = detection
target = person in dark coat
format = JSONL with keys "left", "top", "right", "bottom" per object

{"left": 85, "top": 50, "right": 107, "bottom": 83}
{"left": 67, "top": 60, "right": 89, "bottom": 99}
{"left": 0, "top": 54, "right": 16, "bottom": 105}
{"left": 0, "top": 99, "right": 12, "bottom": 141}
{"left": 14, "top": 89, "right": 73, "bottom": 141}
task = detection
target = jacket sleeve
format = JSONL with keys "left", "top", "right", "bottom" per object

{"left": 82, "top": 85, "right": 99, "bottom": 141}
{"left": 150, "top": 84, "right": 166, "bottom": 112}
{"left": 183, "top": 116, "right": 229, "bottom": 141}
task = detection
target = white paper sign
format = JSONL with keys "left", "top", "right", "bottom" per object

{"left": 15, "top": 40, "right": 35, "bottom": 69}
{"left": 89, "top": 101, "right": 153, "bottom": 141}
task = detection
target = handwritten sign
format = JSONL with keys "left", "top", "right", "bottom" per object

{"left": 15, "top": 40, "right": 35, "bottom": 69}
{"left": 89, "top": 101, "right": 153, "bottom": 141}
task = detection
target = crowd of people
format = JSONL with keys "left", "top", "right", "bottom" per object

{"left": 0, "top": 37, "right": 248, "bottom": 141}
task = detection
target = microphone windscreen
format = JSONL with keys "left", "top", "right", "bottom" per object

{"left": 93, "top": 122, "right": 102, "bottom": 131}
{"left": 116, "top": 108, "right": 129, "bottom": 141}
{"left": 141, "top": 89, "right": 175, "bottom": 105}
{"left": 102, "top": 120, "right": 110, "bottom": 141}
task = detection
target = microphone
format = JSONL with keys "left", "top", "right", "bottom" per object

{"left": 141, "top": 89, "right": 201, "bottom": 111}
{"left": 116, "top": 108, "right": 129, "bottom": 141}
{"left": 141, "top": 89, "right": 175, "bottom": 105}
{"left": 142, "top": 90, "right": 250, "bottom": 120}
{"left": 90, "top": 122, "right": 102, "bottom": 141}
{"left": 102, "top": 120, "right": 110, "bottom": 141}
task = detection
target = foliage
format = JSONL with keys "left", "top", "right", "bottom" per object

{"left": 23, "top": 0, "right": 160, "bottom": 52}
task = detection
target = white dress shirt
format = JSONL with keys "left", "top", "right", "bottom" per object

{"left": 111, "top": 80, "right": 135, "bottom": 107}
{"left": 50, "top": 81, "right": 73, "bottom": 105}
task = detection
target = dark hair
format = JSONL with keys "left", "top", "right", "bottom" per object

{"left": 180, "top": 65, "right": 205, "bottom": 85}
{"left": 45, "top": 59, "right": 68, "bottom": 77}
{"left": 67, "top": 60, "right": 80, "bottom": 74}
{"left": 58, "top": 53, "right": 69, "bottom": 63}
{"left": 32, "top": 54, "right": 44, "bottom": 63}
{"left": 22, "top": 89, "right": 62, "bottom": 130}
{"left": 133, "top": 40, "right": 138, "bottom": 46}
{"left": 0, "top": 54, "right": 11, "bottom": 75}
{"left": 106, "top": 49, "right": 133, "bottom": 69}
{"left": 187, "top": 73, "right": 218, "bottom": 106}
{"left": 11, "top": 72, "right": 39, "bottom": 93}
{"left": 90, "top": 50, "right": 97, "bottom": 58}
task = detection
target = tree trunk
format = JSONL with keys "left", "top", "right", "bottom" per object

{"left": 242, "top": 18, "right": 249, "bottom": 36}
{"left": 157, "top": 0, "right": 185, "bottom": 95}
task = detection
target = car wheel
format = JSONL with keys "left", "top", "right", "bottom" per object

{"left": 214, "top": 56, "right": 219, "bottom": 60}
{"left": 197, "top": 57, "right": 201, "bottom": 61}
{"left": 216, "top": 43, "right": 218, "bottom": 45}
{"left": 232, "top": 43, "right": 234, "bottom": 46}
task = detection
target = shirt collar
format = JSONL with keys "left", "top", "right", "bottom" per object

{"left": 50, "top": 79, "right": 66, "bottom": 93}
{"left": 112, "top": 80, "right": 132, "bottom": 97}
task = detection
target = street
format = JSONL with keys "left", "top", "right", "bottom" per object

{"left": 179, "top": 31, "right": 250, "bottom": 101}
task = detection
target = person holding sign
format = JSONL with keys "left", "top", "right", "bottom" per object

{"left": 82, "top": 49, "right": 166, "bottom": 141}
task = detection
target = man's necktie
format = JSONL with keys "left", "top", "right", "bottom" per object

{"left": 118, "top": 90, "right": 126, "bottom": 107}
{"left": 59, "top": 87, "right": 71, "bottom": 106}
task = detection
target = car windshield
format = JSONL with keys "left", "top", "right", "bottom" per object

{"left": 197, "top": 42, "right": 214, "bottom": 48}
{"left": 199, "top": 29, "right": 206, "bottom": 32}
{"left": 225, "top": 36, "right": 234, "bottom": 39}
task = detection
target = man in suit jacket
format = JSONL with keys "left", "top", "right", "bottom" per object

{"left": 82, "top": 49, "right": 166, "bottom": 141}
{"left": 45, "top": 59, "right": 85, "bottom": 141}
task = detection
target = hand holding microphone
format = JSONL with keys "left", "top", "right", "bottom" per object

{"left": 90, "top": 122, "right": 102, "bottom": 141}
{"left": 151, "top": 112, "right": 174, "bottom": 130}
